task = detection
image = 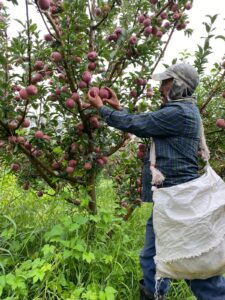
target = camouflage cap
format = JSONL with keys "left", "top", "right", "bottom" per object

{"left": 152, "top": 63, "right": 199, "bottom": 93}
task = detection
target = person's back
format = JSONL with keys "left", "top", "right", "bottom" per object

{"left": 153, "top": 101, "right": 201, "bottom": 187}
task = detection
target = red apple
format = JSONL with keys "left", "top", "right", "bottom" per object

{"left": 74, "top": 56, "right": 82, "bottom": 63}
{"left": 139, "top": 144, "right": 146, "bottom": 151}
{"left": 66, "top": 166, "right": 74, "bottom": 174}
{"left": 37, "top": 191, "right": 44, "bottom": 197}
{"left": 136, "top": 78, "right": 144, "bottom": 86}
{"left": 71, "top": 92, "right": 80, "bottom": 102}
{"left": 138, "top": 14, "right": 145, "bottom": 24}
{"left": 87, "top": 51, "right": 98, "bottom": 61}
{"left": 144, "top": 26, "right": 152, "bottom": 37}
{"left": 44, "top": 33, "right": 53, "bottom": 41}
{"left": 52, "top": 161, "right": 61, "bottom": 170}
{"left": 89, "top": 87, "right": 100, "bottom": 97}
{"left": 78, "top": 81, "right": 87, "bottom": 89}
{"left": 15, "top": 95, "right": 21, "bottom": 101}
{"left": 115, "top": 27, "right": 122, "bottom": 36}
{"left": 8, "top": 136, "right": 17, "bottom": 143}
{"left": 97, "top": 158, "right": 104, "bottom": 166}
{"left": 216, "top": 119, "right": 225, "bottom": 129}
{"left": 26, "top": 85, "right": 38, "bottom": 96}
{"left": 143, "top": 18, "right": 151, "bottom": 27}
{"left": 137, "top": 151, "right": 145, "bottom": 159}
{"left": 68, "top": 160, "right": 77, "bottom": 167}
{"left": 38, "top": 0, "right": 50, "bottom": 10}
{"left": 9, "top": 121, "right": 18, "bottom": 130}
{"left": 23, "top": 182, "right": 30, "bottom": 190}
{"left": 160, "top": 12, "right": 168, "bottom": 19}
{"left": 156, "top": 30, "right": 163, "bottom": 38}
{"left": 11, "top": 163, "right": 20, "bottom": 172}
{"left": 24, "top": 142, "right": 32, "bottom": 150}
{"left": 51, "top": 52, "right": 62, "bottom": 62}
{"left": 129, "top": 36, "right": 137, "bottom": 45}
{"left": 90, "top": 116, "right": 100, "bottom": 129}
{"left": 163, "top": 22, "right": 170, "bottom": 29}
{"left": 88, "top": 62, "right": 97, "bottom": 71}
{"left": 101, "top": 156, "right": 108, "bottom": 164}
{"left": 173, "top": 13, "right": 181, "bottom": 20}
{"left": 65, "top": 98, "right": 75, "bottom": 108}
{"left": 84, "top": 162, "right": 92, "bottom": 170}
{"left": 35, "top": 131, "right": 44, "bottom": 139}
{"left": 17, "top": 136, "right": 26, "bottom": 144}
{"left": 22, "top": 119, "right": 30, "bottom": 128}
{"left": 31, "top": 73, "right": 43, "bottom": 84}
{"left": 130, "top": 90, "right": 138, "bottom": 97}
{"left": 99, "top": 88, "right": 110, "bottom": 99}
{"left": 82, "top": 71, "right": 92, "bottom": 83}
{"left": 95, "top": 7, "right": 102, "bottom": 16}
{"left": 19, "top": 89, "right": 28, "bottom": 99}
{"left": 108, "top": 33, "right": 118, "bottom": 42}
{"left": 34, "top": 60, "right": 44, "bottom": 70}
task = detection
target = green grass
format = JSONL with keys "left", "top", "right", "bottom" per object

{"left": 0, "top": 174, "right": 196, "bottom": 299}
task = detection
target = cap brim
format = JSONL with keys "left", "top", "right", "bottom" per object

{"left": 151, "top": 71, "right": 173, "bottom": 81}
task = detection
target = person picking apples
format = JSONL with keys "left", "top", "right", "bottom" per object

{"left": 87, "top": 63, "right": 225, "bottom": 300}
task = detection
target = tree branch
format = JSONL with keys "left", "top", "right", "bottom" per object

{"left": 200, "top": 70, "right": 225, "bottom": 112}
{"left": 106, "top": 133, "right": 130, "bottom": 157}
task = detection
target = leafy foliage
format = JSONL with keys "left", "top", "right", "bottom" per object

{"left": 0, "top": 172, "right": 196, "bottom": 299}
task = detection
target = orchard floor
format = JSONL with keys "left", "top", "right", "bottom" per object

{"left": 0, "top": 173, "right": 199, "bottom": 299}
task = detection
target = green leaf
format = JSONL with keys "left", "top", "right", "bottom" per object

{"left": 29, "top": 23, "right": 37, "bottom": 33}
{"left": 82, "top": 252, "right": 95, "bottom": 263}
{"left": 215, "top": 35, "right": 225, "bottom": 41}
{"left": 44, "top": 225, "right": 64, "bottom": 241}
{"left": 41, "top": 244, "right": 55, "bottom": 256}
{"left": 105, "top": 286, "right": 117, "bottom": 300}
{"left": 52, "top": 147, "right": 63, "bottom": 154}
{"left": 0, "top": 276, "right": 6, "bottom": 296}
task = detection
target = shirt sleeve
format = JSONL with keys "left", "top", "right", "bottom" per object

{"left": 99, "top": 105, "right": 185, "bottom": 138}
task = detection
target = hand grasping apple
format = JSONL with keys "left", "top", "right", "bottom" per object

{"left": 87, "top": 87, "right": 122, "bottom": 110}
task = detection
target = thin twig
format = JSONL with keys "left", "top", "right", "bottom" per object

{"left": 206, "top": 129, "right": 224, "bottom": 135}
{"left": 106, "top": 133, "right": 130, "bottom": 157}
{"left": 200, "top": 71, "right": 225, "bottom": 112}
{"left": 150, "top": 21, "right": 178, "bottom": 76}
{"left": 91, "top": 0, "right": 117, "bottom": 30}
{"left": 25, "top": 0, "right": 32, "bottom": 84}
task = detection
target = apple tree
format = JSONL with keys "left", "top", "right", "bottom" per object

{"left": 0, "top": 0, "right": 206, "bottom": 214}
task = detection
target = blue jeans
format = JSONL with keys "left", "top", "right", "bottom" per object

{"left": 140, "top": 215, "right": 225, "bottom": 300}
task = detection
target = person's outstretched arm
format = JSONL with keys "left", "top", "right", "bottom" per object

{"left": 87, "top": 87, "right": 185, "bottom": 138}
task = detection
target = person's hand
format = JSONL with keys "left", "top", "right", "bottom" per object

{"left": 103, "top": 87, "right": 122, "bottom": 110}
{"left": 87, "top": 90, "right": 103, "bottom": 109}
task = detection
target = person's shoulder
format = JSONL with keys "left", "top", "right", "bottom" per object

{"left": 164, "top": 101, "right": 199, "bottom": 113}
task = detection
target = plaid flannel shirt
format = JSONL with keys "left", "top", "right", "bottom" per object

{"left": 99, "top": 101, "right": 201, "bottom": 202}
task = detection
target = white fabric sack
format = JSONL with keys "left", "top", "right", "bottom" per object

{"left": 153, "top": 163, "right": 225, "bottom": 280}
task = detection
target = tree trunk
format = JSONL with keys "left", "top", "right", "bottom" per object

{"left": 87, "top": 171, "right": 97, "bottom": 214}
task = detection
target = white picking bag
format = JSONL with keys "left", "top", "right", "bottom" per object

{"left": 153, "top": 162, "right": 225, "bottom": 280}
